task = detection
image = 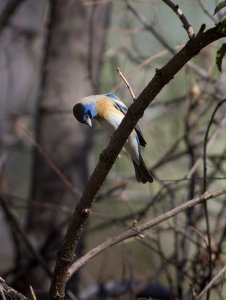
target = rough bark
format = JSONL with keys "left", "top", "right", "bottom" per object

{"left": 0, "top": 277, "right": 28, "bottom": 300}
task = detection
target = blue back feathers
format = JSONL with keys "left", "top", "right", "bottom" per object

{"left": 105, "top": 93, "right": 147, "bottom": 147}
{"left": 105, "top": 93, "right": 119, "bottom": 100}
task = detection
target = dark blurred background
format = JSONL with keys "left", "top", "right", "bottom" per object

{"left": 0, "top": 1, "right": 226, "bottom": 299}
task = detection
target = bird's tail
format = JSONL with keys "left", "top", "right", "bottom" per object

{"left": 132, "top": 156, "right": 153, "bottom": 184}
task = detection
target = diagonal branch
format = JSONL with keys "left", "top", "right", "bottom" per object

{"left": 161, "top": 0, "right": 195, "bottom": 38}
{"left": 68, "top": 188, "right": 226, "bottom": 277}
{"left": 125, "top": 0, "right": 210, "bottom": 79}
{"left": 0, "top": 277, "right": 28, "bottom": 300}
{"left": 49, "top": 25, "right": 226, "bottom": 300}
{"left": 195, "top": 264, "right": 226, "bottom": 300}
{"left": 0, "top": 196, "right": 52, "bottom": 278}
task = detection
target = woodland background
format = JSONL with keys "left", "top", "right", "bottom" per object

{"left": 0, "top": 0, "right": 226, "bottom": 299}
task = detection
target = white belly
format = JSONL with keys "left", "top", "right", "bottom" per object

{"left": 97, "top": 116, "right": 140, "bottom": 165}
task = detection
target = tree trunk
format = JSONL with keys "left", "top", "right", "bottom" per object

{"left": 13, "top": 0, "right": 111, "bottom": 297}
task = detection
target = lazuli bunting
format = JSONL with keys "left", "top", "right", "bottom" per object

{"left": 73, "top": 94, "right": 153, "bottom": 184}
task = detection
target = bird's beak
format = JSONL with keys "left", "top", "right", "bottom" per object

{"left": 86, "top": 116, "right": 92, "bottom": 127}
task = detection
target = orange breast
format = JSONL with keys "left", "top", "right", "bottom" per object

{"left": 96, "top": 96, "right": 120, "bottom": 120}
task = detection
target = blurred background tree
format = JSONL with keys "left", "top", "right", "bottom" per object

{"left": 0, "top": 0, "right": 226, "bottom": 300}
{"left": 0, "top": 0, "right": 111, "bottom": 297}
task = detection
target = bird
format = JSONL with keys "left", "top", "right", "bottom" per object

{"left": 73, "top": 93, "right": 153, "bottom": 184}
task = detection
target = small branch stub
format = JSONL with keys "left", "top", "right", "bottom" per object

{"left": 82, "top": 208, "right": 90, "bottom": 218}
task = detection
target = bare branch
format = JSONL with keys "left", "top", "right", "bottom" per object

{"left": 197, "top": 0, "right": 218, "bottom": 23}
{"left": 188, "top": 113, "right": 226, "bottom": 178}
{"left": 195, "top": 264, "right": 226, "bottom": 300}
{"left": 29, "top": 286, "right": 37, "bottom": 300}
{"left": 68, "top": 188, "right": 226, "bottom": 276}
{"left": 125, "top": 0, "right": 210, "bottom": 79}
{"left": 117, "top": 67, "right": 136, "bottom": 101}
{"left": 49, "top": 25, "right": 226, "bottom": 300}
{"left": 161, "top": 0, "right": 195, "bottom": 39}
{"left": 0, "top": 277, "right": 28, "bottom": 300}
{"left": 22, "top": 128, "right": 81, "bottom": 197}
{"left": 0, "top": 196, "right": 52, "bottom": 278}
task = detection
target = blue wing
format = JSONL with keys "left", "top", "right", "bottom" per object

{"left": 105, "top": 94, "right": 147, "bottom": 147}
{"left": 105, "top": 93, "right": 119, "bottom": 100}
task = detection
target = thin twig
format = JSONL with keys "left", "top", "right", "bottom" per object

{"left": 203, "top": 99, "right": 226, "bottom": 191}
{"left": 125, "top": 0, "right": 210, "bottom": 79}
{"left": 195, "top": 265, "right": 226, "bottom": 300}
{"left": 68, "top": 188, "right": 226, "bottom": 277}
{"left": 21, "top": 128, "right": 81, "bottom": 196}
{"left": 117, "top": 67, "right": 136, "bottom": 101}
{"left": 29, "top": 286, "right": 37, "bottom": 300}
{"left": 188, "top": 114, "right": 226, "bottom": 178}
{"left": 197, "top": 0, "right": 217, "bottom": 23}
{"left": 161, "top": 0, "right": 195, "bottom": 39}
{"left": 112, "top": 45, "right": 184, "bottom": 93}
{"left": 125, "top": 0, "right": 175, "bottom": 52}
{"left": 202, "top": 99, "right": 226, "bottom": 300}
{"left": 0, "top": 196, "right": 52, "bottom": 278}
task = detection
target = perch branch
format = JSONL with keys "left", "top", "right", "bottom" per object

{"left": 49, "top": 25, "right": 226, "bottom": 300}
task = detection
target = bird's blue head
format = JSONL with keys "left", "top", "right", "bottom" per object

{"left": 73, "top": 102, "right": 97, "bottom": 127}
